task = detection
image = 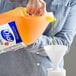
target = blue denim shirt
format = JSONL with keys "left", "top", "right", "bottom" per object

{"left": 0, "top": 0, "right": 76, "bottom": 76}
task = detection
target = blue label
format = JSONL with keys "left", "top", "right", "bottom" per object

{"left": 8, "top": 21, "right": 22, "bottom": 44}
{"left": 1, "top": 29, "right": 14, "bottom": 42}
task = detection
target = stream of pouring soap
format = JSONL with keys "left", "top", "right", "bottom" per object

{"left": 46, "top": 13, "right": 56, "bottom": 49}
{"left": 53, "top": 18, "right": 56, "bottom": 49}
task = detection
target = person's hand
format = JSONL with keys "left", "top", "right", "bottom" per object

{"left": 26, "top": 0, "right": 46, "bottom": 15}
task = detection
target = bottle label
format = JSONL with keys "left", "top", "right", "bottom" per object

{"left": 0, "top": 21, "right": 22, "bottom": 51}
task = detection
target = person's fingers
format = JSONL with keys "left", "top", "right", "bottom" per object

{"left": 37, "top": 8, "right": 41, "bottom": 15}
{"left": 30, "top": 10, "right": 34, "bottom": 14}
{"left": 38, "top": 7, "right": 44, "bottom": 15}
{"left": 26, "top": 9, "right": 30, "bottom": 14}
{"left": 39, "top": 0, "right": 46, "bottom": 15}
{"left": 38, "top": 8, "right": 41, "bottom": 15}
{"left": 39, "top": 0, "right": 46, "bottom": 9}
{"left": 26, "top": 6, "right": 31, "bottom": 13}
{"left": 39, "top": 10, "right": 44, "bottom": 15}
{"left": 29, "top": 7, "right": 35, "bottom": 14}
{"left": 34, "top": 8, "right": 39, "bottom": 15}
{"left": 26, "top": 0, "right": 46, "bottom": 15}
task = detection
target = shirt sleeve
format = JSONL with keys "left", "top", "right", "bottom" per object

{"left": 26, "top": 2, "right": 76, "bottom": 56}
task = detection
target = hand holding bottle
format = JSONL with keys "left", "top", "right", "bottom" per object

{"left": 26, "top": 0, "right": 46, "bottom": 15}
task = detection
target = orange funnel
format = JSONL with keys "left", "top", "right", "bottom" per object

{"left": 0, "top": 7, "right": 56, "bottom": 45}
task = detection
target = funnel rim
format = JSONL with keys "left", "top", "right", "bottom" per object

{"left": 44, "top": 45, "right": 68, "bottom": 51}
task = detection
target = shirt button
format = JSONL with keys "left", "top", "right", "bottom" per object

{"left": 36, "top": 52, "right": 39, "bottom": 55}
{"left": 37, "top": 63, "right": 40, "bottom": 66}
